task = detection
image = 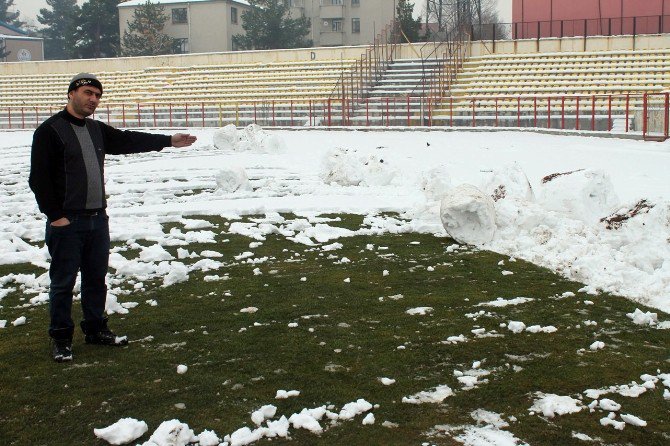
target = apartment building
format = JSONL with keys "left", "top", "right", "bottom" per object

{"left": 287, "top": 0, "right": 396, "bottom": 47}
{"left": 118, "top": 0, "right": 251, "bottom": 54}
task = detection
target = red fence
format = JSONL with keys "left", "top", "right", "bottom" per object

{"left": 1, "top": 93, "right": 667, "bottom": 140}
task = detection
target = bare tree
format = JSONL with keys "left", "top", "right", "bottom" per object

{"left": 422, "top": 0, "right": 505, "bottom": 40}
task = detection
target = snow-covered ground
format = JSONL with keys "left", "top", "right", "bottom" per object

{"left": 1, "top": 125, "right": 670, "bottom": 445}
{"left": 1, "top": 126, "right": 668, "bottom": 312}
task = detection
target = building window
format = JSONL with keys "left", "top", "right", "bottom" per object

{"left": 351, "top": 0, "right": 360, "bottom": 5}
{"left": 172, "top": 8, "right": 187, "bottom": 24}
{"left": 175, "top": 38, "right": 189, "bottom": 54}
{"left": 332, "top": 19, "right": 342, "bottom": 32}
{"left": 352, "top": 18, "right": 360, "bottom": 33}
{"left": 325, "top": 0, "right": 343, "bottom": 5}
{"left": 231, "top": 7, "right": 238, "bottom": 24}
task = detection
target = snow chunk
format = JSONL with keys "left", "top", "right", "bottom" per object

{"left": 162, "top": 262, "right": 189, "bottom": 287}
{"left": 140, "top": 419, "right": 196, "bottom": 446}
{"left": 11, "top": 316, "right": 26, "bottom": 326}
{"left": 251, "top": 405, "right": 277, "bottom": 426}
{"left": 216, "top": 166, "right": 252, "bottom": 193}
{"left": 530, "top": 394, "right": 583, "bottom": 418}
{"left": 338, "top": 399, "right": 373, "bottom": 420}
{"left": 362, "top": 413, "right": 375, "bottom": 425}
{"left": 379, "top": 377, "right": 396, "bottom": 386}
{"left": 479, "top": 297, "right": 534, "bottom": 307}
{"left": 275, "top": 389, "right": 300, "bottom": 399}
{"left": 139, "top": 244, "right": 173, "bottom": 262}
{"left": 621, "top": 413, "right": 647, "bottom": 427}
{"left": 177, "top": 365, "right": 188, "bottom": 374}
{"left": 599, "top": 398, "right": 621, "bottom": 411}
{"left": 197, "top": 430, "right": 221, "bottom": 446}
{"left": 626, "top": 308, "right": 658, "bottom": 326}
{"left": 600, "top": 416, "right": 625, "bottom": 430}
{"left": 440, "top": 184, "right": 496, "bottom": 245}
{"left": 93, "top": 418, "right": 148, "bottom": 445}
{"left": 213, "top": 124, "right": 286, "bottom": 153}
{"left": 406, "top": 306, "right": 433, "bottom": 316}
{"left": 289, "top": 409, "right": 324, "bottom": 434}
{"left": 590, "top": 341, "right": 606, "bottom": 351}
{"left": 402, "top": 385, "right": 454, "bottom": 404}
{"left": 507, "top": 321, "right": 526, "bottom": 334}
{"left": 321, "top": 148, "right": 398, "bottom": 187}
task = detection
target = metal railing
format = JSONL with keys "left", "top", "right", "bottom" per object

{"left": 3, "top": 93, "right": 667, "bottom": 141}
{"left": 471, "top": 14, "right": 670, "bottom": 43}
{"left": 329, "top": 20, "right": 400, "bottom": 124}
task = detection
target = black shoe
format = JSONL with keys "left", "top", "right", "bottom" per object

{"left": 51, "top": 339, "right": 73, "bottom": 362}
{"left": 83, "top": 319, "right": 128, "bottom": 346}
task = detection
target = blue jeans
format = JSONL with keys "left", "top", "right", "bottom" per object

{"left": 45, "top": 212, "right": 109, "bottom": 340}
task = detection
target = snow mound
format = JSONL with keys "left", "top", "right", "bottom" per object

{"left": 440, "top": 184, "right": 496, "bottom": 245}
{"left": 420, "top": 165, "right": 452, "bottom": 201}
{"left": 538, "top": 169, "right": 619, "bottom": 222}
{"left": 215, "top": 166, "right": 252, "bottom": 193}
{"left": 213, "top": 124, "right": 286, "bottom": 153}
{"left": 482, "top": 162, "right": 534, "bottom": 202}
{"left": 93, "top": 418, "right": 148, "bottom": 445}
{"left": 321, "top": 148, "right": 398, "bottom": 186}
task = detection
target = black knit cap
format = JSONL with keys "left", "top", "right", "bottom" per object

{"left": 68, "top": 73, "right": 103, "bottom": 94}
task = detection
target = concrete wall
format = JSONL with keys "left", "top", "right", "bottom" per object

{"left": 2, "top": 33, "right": 669, "bottom": 76}
{"left": 513, "top": 0, "right": 670, "bottom": 38}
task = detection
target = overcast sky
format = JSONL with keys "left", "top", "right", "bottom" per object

{"left": 13, "top": 0, "right": 512, "bottom": 29}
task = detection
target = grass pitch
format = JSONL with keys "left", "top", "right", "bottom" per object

{"left": 0, "top": 215, "right": 668, "bottom": 445}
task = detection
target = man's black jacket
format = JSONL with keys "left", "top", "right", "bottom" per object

{"left": 29, "top": 109, "right": 172, "bottom": 221}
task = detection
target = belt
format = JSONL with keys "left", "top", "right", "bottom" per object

{"left": 77, "top": 210, "right": 103, "bottom": 217}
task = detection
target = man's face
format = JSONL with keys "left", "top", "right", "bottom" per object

{"left": 67, "top": 85, "right": 102, "bottom": 118}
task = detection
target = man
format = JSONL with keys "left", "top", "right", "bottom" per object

{"left": 29, "top": 73, "right": 197, "bottom": 362}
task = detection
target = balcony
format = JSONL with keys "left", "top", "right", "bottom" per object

{"left": 320, "top": 4, "right": 344, "bottom": 19}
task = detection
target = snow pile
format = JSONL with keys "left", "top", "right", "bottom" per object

{"left": 537, "top": 169, "right": 619, "bottom": 222}
{"left": 321, "top": 148, "right": 398, "bottom": 187}
{"left": 434, "top": 410, "right": 528, "bottom": 446}
{"left": 420, "top": 165, "right": 452, "bottom": 201}
{"left": 215, "top": 166, "right": 252, "bottom": 193}
{"left": 440, "top": 184, "right": 496, "bottom": 245}
{"left": 482, "top": 162, "right": 535, "bottom": 202}
{"left": 213, "top": 124, "right": 286, "bottom": 153}
{"left": 93, "top": 418, "right": 148, "bottom": 445}
{"left": 222, "top": 398, "right": 375, "bottom": 445}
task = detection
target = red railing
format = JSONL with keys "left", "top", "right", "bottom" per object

{"left": 1, "top": 93, "right": 666, "bottom": 140}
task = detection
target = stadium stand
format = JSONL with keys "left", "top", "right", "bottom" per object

{"left": 429, "top": 48, "right": 670, "bottom": 128}
{"left": 0, "top": 59, "right": 355, "bottom": 108}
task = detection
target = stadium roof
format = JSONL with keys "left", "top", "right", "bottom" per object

{"left": 118, "top": 0, "right": 250, "bottom": 7}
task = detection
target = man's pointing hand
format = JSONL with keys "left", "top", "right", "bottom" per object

{"left": 171, "top": 133, "right": 197, "bottom": 148}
